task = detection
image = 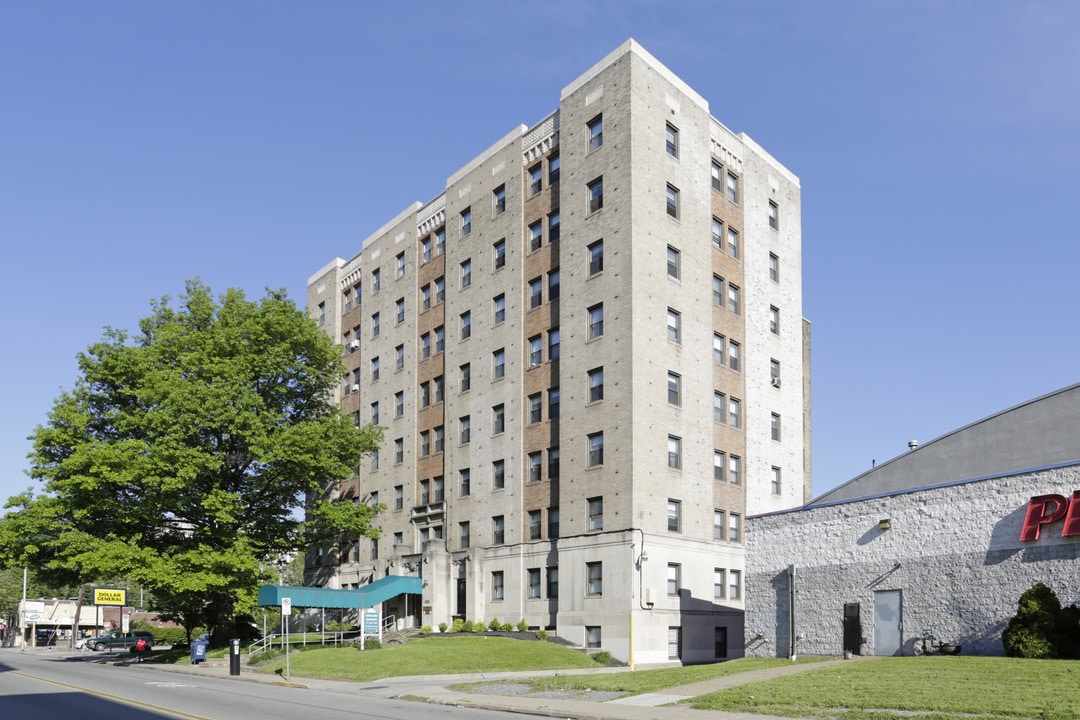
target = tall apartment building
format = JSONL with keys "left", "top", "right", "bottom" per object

{"left": 306, "top": 40, "right": 809, "bottom": 664}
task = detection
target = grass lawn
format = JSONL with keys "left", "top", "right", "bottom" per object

{"left": 256, "top": 636, "right": 600, "bottom": 681}
{"left": 688, "top": 655, "right": 1080, "bottom": 720}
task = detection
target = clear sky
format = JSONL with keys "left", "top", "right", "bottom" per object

{"left": 3, "top": 1, "right": 1079, "bottom": 511}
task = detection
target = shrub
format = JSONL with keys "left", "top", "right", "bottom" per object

{"left": 488, "top": 618, "right": 501, "bottom": 632}
{"left": 420, "top": 625, "right": 432, "bottom": 634}
{"left": 359, "top": 638, "right": 381, "bottom": 650}
{"left": 438, "top": 622, "right": 448, "bottom": 633}
{"left": 516, "top": 619, "right": 529, "bottom": 632}
{"left": 499, "top": 622, "right": 513, "bottom": 632}
{"left": 536, "top": 630, "right": 548, "bottom": 641}
{"left": 148, "top": 626, "right": 199, "bottom": 647}
{"left": 459, "top": 620, "right": 474, "bottom": 633}
{"left": 451, "top": 619, "right": 466, "bottom": 633}
{"left": 1003, "top": 582, "right": 1080, "bottom": 658}
{"left": 593, "top": 650, "right": 612, "bottom": 664}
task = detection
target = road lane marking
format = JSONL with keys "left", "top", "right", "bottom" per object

{"left": 12, "top": 671, "right": 216, "bottom": 720}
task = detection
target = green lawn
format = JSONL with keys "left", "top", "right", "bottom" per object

{"left": 257, "top": 636, "right": 600, "bottom": 681}
{"left": 688, "top": 656, "right": 1080, "bottom": 720}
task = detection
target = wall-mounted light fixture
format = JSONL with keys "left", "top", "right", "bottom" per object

{"left": 878, "top": 519, "right": 892, "bottom": 530}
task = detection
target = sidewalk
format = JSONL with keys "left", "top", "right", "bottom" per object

{"left": 138, "top": 654, "right": 860, "bottom": 720}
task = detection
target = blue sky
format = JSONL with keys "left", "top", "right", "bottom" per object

{"left": 3, "top": 1, "right": 1079, "bottom": 510}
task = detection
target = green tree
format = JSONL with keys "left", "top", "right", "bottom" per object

{"left": 1002, "top": 582, "right": 1080, "bottom": 659}
{"left": 0, "top": 280, "right": 382, "bottom": 646}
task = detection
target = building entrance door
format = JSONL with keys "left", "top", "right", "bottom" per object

{"left": 843, "top": 602, "right": 861, "bottom": 656}
{"left": 873, "top": 590, "right": 902, "bottom": 656}
{"left": 455, "top": 579, "right": 466, "bottom": 618}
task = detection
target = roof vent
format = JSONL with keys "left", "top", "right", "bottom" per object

{"left": 908, "top": 440, "right": 919, "bottom": 451}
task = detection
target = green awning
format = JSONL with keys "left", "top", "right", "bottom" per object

{"left": 257, "top": 575, "right": 421, "bottom": 609}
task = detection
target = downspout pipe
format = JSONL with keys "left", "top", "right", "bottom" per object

{"left": 788, "top": 564, "right": 797, "bottom": 661}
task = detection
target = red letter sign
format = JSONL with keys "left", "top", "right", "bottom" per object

{"left": 1020, "top": 494, "right": 1068, "bottom": 541}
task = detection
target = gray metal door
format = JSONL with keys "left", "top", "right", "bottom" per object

{"left": 873, "top": 590, "right": 902, "bottom": 656}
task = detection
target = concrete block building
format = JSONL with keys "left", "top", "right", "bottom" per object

{"left": 307, "top": 39, "right": 809, "bottom": 665}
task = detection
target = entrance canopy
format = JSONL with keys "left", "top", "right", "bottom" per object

{"left": 257, "top": 575, "right": 421, "bottom": 610}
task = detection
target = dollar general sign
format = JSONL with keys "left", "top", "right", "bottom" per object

{"left": 94, "top": 588, "right": 127, "bottom": 606}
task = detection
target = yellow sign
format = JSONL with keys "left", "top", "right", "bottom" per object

{"left": 94, "top": 588, "right": 127, "bottom": 606}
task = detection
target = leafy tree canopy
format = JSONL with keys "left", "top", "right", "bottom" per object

{"left": 0, "top": 280, "right": 382, "bottom": 643}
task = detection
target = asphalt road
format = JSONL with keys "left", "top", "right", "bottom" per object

{"left": 0, "top": 650, "right": 523, "bottom": 720}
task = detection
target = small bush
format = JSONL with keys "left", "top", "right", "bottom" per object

{"left": 593, "top": 650, "right": 612, "bottom": 664}
{"left": 359, "top": 638, "right": 381, "bottom": 650}
{"left": 420, "top": 625, "right": 432, "bottom": 634}
{"left": 536, "top": 630, "right": 548, "bottom": 641}
{"left": 438, "top": 623, "right": 448, "bottom": 633}
{"left": 499, "top": 622, "right": 513, "bottom": 632}
{"left": 1003, "top": 582, "right": 1080, "bottom": 658}
{"left": 488, "top": 618, "right": 501, "bottom": 632}
{"left": 516, "top": 619, "right": 529, "bottom": 632}
{"left": 460, "top": 620, "right": 474, "bottom": 633}
{"left": 451, "top": 619, "right": 465, "bottom": 633}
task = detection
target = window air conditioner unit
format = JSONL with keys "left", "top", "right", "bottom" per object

{"left": 350, "top": 339, "right": 360, "bottom": 349}
{"left": 352, "top": 384, "right": 360, "bottom": 392}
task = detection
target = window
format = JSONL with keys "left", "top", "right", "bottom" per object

{"left": 587, "top": 114, "right": 603, "bottom": 152}
{"left": 492, "top": 404, "right": 505, "bottom": 435}
{"left": 459, "top": 468, "right": 471, "bottom": 497}
{"left": 492, "top": 516, "right": 505, "bottom": 545}
{"left": 460, "top": 258, "right": 472, "bottom": 288}
{"left": 492, "top": 348, "right": 505, "bottom": 380}
{"left": 492, "top": 184, "right": 506, "bottom": 216}
{"left": 548, "top": 154, "right": 560, "bottom": 184}
{"left": 666, "top": 184, "right": 680, "bottom": 219}
{"left": 726, "top": 171, "right": 739, "bottom": 204}
{"left": 668, "top": 499, "right": 682, "bottom": 532}
{"left": 343, "top": 290, "right": 352, "bottom": 313}
{"left": 420, "top": 332, "right": 431, "bottom": 360}
{"left": 460, "top": 207, "right": 472, "bottom": 236}
{"left": 370, "top": 401, "right": 380, "bottom": 425}
{"left": 421, "top": 237, "right": 432, "bottom": 264}
{"left": 371, "top": 268, "right": 381, "bottom": 293}
{"left": 393, "top": 531, "right": 403, "bottom": 548}
{"left": 433, "top": 474, "right": 444, "bottom": 501}
{"left": 459, "top": 521, "right": 470, "bottom": 549}
{"left": 771, "top": 358, "right": 782, "bottom": 386}
{"left": 548, "top": 269, "right": 560, "bottom": 300}
{"left": 395, "top": 252, "right": 406, "bottom": 277}
{"left": 528, "top": 393, "right": 542, "bottom": 424}
{"left": 729, "top": 455, "right": 741, "bottom": 486}
{"left": 588, "top": 303, "right": 604, "bottom": 340}
{"left": 728, "top": 341, "right": 740, "bottom": 372}
{"left": 492, "top": 570, "right": 504, "bottom": 599}
{"left": 711, "top": 160, "right": 724, "bottom": 192}
{"left": 548, "top": 448, "right": 560, "bottom": 481}
{"left": 528, "top": 164, "right": 542, "bottom": 196}
{"left": 587, "top": 177, "right": 604, "bottom": 214}
{"left": 714, "top": 391, "right": 726, "bottom": 423}
{"left": 528, "top": 277, "right": 542, "bottom": 309}
{"left": 460, "top": 311, "right": 471, "bottom": 340}
{"left": 727, "top": 284, "right": 740, "bottom": 315}
{"left": 527, "top": 567, "right": 541, "bottom": 597}
{"left": 667, "top": 308, "right": 681, "bottom": 343}
{"left": 670, "top": 627, "right": 684, "bottom": 664}
{"left": 434, "top": 326, "right": 444, "bottom": 354}
{"left": 666, "top": 245, "right": 680, "bottom": 279}
{"left": 587, "top": 433, "right": 604, "bottom": 468}
{"left": 529, "top": 220, "right": 542, "bottom": 251}
{"left": 714, "top": 509, "right": 725, "bottom": 540}
{"left": 435, "top": 277, "right": 445, "bottom": 305}
{"left": 771, "top": 466, "right": 782, "bottom": 494}
{"left": 725, "top": 226, "right": 740, "bottom": 260}
{"left": 769, "top": 253, "right": 780, "bottom": 282}
{"left": 712, "top": 217, "right": 723, "bottom": 250}
{"left": 419, "top": 431, "right": 430, "bottom": 458}
{"left": 714, "top": 568, "right": 726, "bottom": 599}
{"left": 729, "top": 397, "right": 742, "bottom": 428}
{"left": 771, "top": 413, "right": 782, "bottom": 441}
{"left": 370, "top": 356, "right": 380, "bottom": 382}
{"left": 713, "top": 333, "right": 725, "bottom": 365}
{"left": 493, "top": 294, "right": 506, "bottom": 325}
{"left": 547, "top": 566, "right": 559, "bottom": 597}
{"left": 586, "top": 626, "right": 602, "bottom": 648}
{"left": 435, "top": 228, "right": 445, "bottom": 256}
{"left": 586, "top": 561, "right": 603, "bottom": 595}
{"left": 460, "top": 415, "right": 471, "bottom": 445}
{"left": 770, "top": 306, "right": 780, "bottom": 335}
{"left": 729, "top": 569, "right": 742, "bottom": 600}
{"left": 421, "top": 284, "right": 432, "bottom": 312}
{"left": 665, "top": 123, "right": 678, "bottom": 157}
{"left": 394, "top": 485, "right": 404, "bottom": 511}
{"left": 548, "top": 211, "right": 560, "bottom": 241}
{"left": 667, "top": 563, "right": 681, "bottom": 595}
{"left": 528, "top": 510, "right": 542, "bottom": 540}
{"left": 728, "top": 513, "right": 742, "bottom": 543}
{"left": 549, "top": 327, "right": 560, "bottom": 359}
{"left": 395, "top": 391, "right": 404, "bottom": 418}
{"left": 715, "top": 626, "right": 729, "bottom": 658}
{"left": 548, "top": 506, "right": 560, "bottom": 538}
{"left": 667, "top": 372, "right": 681, "bottom": 407}
{"left": 528, "top": 335, "right": 542, "bottom": 368}
{"left": 493, "top": 239, "right": 506, "bottom": 270}
{"left": 588, "top": 367, "right": 604, "bottom": 403}
{"left": 548, "top": 387, "right": 560, "bottom": 420}
{"left": 588, "top": 239, "right": 604, "bottom": 276}
{"left": 769, "top": 200, "right": 779, "bottom": 230}
{"left": 713, "top": 275, "right": 724, "bottom": 306}
{"left": 393, "top": 438, "right": 404, "bottom": 465}
{"left": 528, "top": 452, "right": 542, "bottom": 484}
{"left": 459, "top": 362, "right": 471, "bottom": 392}
{"left": 588, "top": 496, "right": 604, "bottom": 530}
{"left": 492, "top": 459, "right": 505, "bottom": 489}
{"left": 395, "top": 297, "right": 405, "bottom": 324}
{"left": 371, "top": 312, "right": 380, "bottom": 337}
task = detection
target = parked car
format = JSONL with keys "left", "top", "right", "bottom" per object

{"left": 87, "top": 630, "right": 155, "bottom": 652}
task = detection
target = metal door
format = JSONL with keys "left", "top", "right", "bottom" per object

{"left": 843, "top": 602, "right": 861, "bottom": 655}
{"left": 873, "top": 590, "right": 902, "bottom": 656}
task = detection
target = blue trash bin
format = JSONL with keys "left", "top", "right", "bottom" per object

{"left": 190, "top": 638, "right": 208, "bottom": 665}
